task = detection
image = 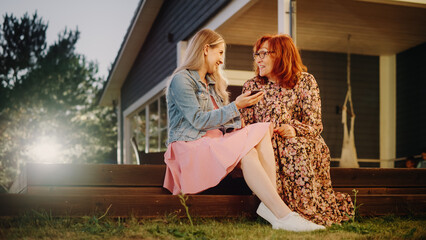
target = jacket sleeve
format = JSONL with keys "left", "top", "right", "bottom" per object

{"left": 289, "top": 74, "right": 324, "bottom": 138}
{"left": 169, "top": 73, "right": 240, "bottom": 131}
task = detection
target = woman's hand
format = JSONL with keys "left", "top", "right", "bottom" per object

{"left": 240, "top": 116, "right": 246, "bottom": 128}
{"left": 274, "top": 124, "right": 296, "bottom": 138}
{"left": 235, "top": 91, "right": 264, "bottom": 109}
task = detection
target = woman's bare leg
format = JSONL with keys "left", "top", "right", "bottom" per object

{"left": 254, "top": 125, "right": 277, "bottom": 188}
{"left": 240, "top": 148, "right": 291, "bottom": 219}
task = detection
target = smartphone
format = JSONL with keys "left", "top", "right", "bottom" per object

{"left": 249, "top": 90, "right": 262, "bottom": 96}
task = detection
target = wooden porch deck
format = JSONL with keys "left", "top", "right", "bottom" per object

{"left": 1, "top": 163, "right": 425, "bottom": 218}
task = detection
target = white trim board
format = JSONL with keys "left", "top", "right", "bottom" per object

{"left": 225, "top": 70, "right": 255, "bottom": 86}
{"left": 202, "top": 0, "right": 259, "bottom": 30}
{"left": 123, "top": 78, "right": 169, "bottom": 118}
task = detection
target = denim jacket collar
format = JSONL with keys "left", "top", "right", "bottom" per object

{"left": 189, "top": 70, "right": 216, "bottom": 86}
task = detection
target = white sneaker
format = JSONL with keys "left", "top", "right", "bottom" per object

{"left": 256, "top": 202, "right": 277, "bottom": 225}
{"left": 273, "top": 212, "right": 326, "bottom": 232}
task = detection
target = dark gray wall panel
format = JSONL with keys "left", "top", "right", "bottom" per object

{"left": 300, "top": 51, "right": 348, "bottom": 159}
{"left": 226, "top": 44, "right": 254, "bottom": 71}
{"left": 350, "top": 54, "right": 380, "bottom": 159}
{"left": 396, "top": 42, "right": 426, "bottom": 158}
{"left": 300, "top": 51, "right": 379, "bottom": 159}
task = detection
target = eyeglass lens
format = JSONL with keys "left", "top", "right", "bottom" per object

{"left": 253, "top": 51, "right": 269, "bottom": 59}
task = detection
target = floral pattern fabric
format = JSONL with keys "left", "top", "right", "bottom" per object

{"left": 240, "top": 72, "right": 354, "bottom": 226}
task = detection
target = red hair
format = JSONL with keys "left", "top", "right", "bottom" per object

{"left": 253, "top": 34, "right": 307, "bottom": 89}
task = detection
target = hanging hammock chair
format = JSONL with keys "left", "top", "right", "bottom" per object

{"left": 340, "top": 35, "right": 359, "bottom": 168}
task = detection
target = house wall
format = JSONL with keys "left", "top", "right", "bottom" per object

{"left": 119, "top": 0, "right": 230, "bottom": 160}
{"left": 396, "top": 42, "right": 426, "bottom": 158}
{"left": 226, "top": 45, "right": 380, "bottom": 159}
{"left": 121, "top": 0, "right": 230, "bottom": 110}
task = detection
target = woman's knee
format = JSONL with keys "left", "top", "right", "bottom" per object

{"left": 259, "top": 124, "right": 274, "bottom": 145}
{"left": 241, "top": 148, "right": 259, "bottom": 165}
{"left": 268, "top": 123, "right": 274, "bottom": 136}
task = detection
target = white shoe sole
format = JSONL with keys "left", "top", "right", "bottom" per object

{"left": 256, "top": 202, "right": 277, "bottom": 225}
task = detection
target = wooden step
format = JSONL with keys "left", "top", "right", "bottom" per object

{"left": 26, "top": 186, "right": 170, "bottom": 195}
{"left": 24, "top": 186, "right": 426, "bottom": 196}
{"left": 0, "top": 194, "right": 259, "bottom": 218}
{"left": 333, "top": 187, "right": 426, "bottom": 195}
{"left": 10, "top": 163, "right": 426, "bottom": 193}
{"left": 5, "top": 163, "right": 426, "bottom": 217}
{"left": 355, "top": 194, "right": 426, "bottom": 216}
{"left": 1, "top": 193, "right": 424, "bottom": 217}
{"left": 329, "top": 168, "right": 426, "bottom": 187}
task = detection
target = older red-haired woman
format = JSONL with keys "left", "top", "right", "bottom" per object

{"left": 240, "top": 34, "right": 354, "bottom": 226}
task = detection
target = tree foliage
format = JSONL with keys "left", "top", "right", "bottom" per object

{"left": 0, "top": 12, "right": 117, "bottom": 190}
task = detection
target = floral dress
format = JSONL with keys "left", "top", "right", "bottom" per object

{"left": 241, "top": 72, "right": 354, "bottom": 226}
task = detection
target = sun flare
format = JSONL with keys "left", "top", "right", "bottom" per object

{"left": 28, "top": 136, "right": 63, "bottom": 163}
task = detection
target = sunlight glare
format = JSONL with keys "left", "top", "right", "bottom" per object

{"left": 28, "top": 136, "right": 63, "bottom": 163}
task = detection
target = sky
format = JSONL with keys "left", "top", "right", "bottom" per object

{"left": 0, "top": 0, "right": 140, "bottom": 79}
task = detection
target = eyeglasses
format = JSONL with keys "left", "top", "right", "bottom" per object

{"left": 253, "top": 51, "right": 275, "bottom": 59}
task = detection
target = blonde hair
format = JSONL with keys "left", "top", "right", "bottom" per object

{"left": 167, "top": 29, "right": 229, "bottom": 104}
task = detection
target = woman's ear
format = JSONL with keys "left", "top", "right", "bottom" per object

{"left": 203, "top": 44, "right": 209, "bottom": 56}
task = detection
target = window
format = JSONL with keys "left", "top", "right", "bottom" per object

{"left": 132, "top": 94, "right": 167, "bottom": 153}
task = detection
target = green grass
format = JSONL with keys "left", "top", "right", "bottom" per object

{"left": 0, "top": 211, "right": 425, "bottom": 240}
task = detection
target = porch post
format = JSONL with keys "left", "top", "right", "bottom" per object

{"left": 380, "top": 55, "right": 396, "bottom": 168}
{"left": 124, "top": 115, "right": 133, "bottom": 164}
{"left": 116, "top": 98, "right": 122, "bottom": 164}
{"left": 278, "top": 0, "right": 292, "bottom": 36}
{"left": 177, "top": 41, "right": 188, "bottom": 66}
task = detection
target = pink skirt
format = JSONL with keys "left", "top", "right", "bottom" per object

{"left": 163, "top": 122, "right": 271, "bottom": 195}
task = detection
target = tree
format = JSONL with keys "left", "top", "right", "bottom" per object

{"left": 0, "top": 12, "right": 117, "bottom": 190}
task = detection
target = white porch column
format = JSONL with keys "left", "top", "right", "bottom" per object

{"left": 278, "top": 0, "right": 291, "bottom": 35}
{"left": 380, "top": 55, "right": 396, "bottom": 168}
{"left": 116, "top": 98, "right": 122, "bottom": 164}
{"left": 177, "top": 41, "right": 188, "bottom": 66}
{"left": 123, "top": 115, "right": 133, "bottom": 164}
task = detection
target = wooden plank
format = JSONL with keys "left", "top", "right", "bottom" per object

{"left": 27, "top": 186, "right": 170, "bottom": 195}
{"left": 1, "top": 193, "right": 425, "bottom": 217}
{"left": 27, "top": 186, "right": 426, "bottom": 197}
{"left": 330, "top": 168, "right": 426, "bottom": 187}
{"left": 355, "top": 195, "right": 426, "bottom": 216}
{"left": 333, "top": 187, "right": 426, "bottom": 195}
{"left": 26, "top": 163, "right": 166, "bottom": 187}
{"left": 0, "top": 194, "right": 259, "bottom": 218}
{"left": 23, "top": 163, "right": 426, "bottom": 188}
{"left": 24, "top": 164, "right": 252, "bottom": 195}
{"left": 139, "top": 152, "right": 165, "bottom": 165}
{"left": 26, "top": 175, "right": 252, "bottom": 196}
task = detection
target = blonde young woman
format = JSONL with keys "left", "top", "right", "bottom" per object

{"left": 163, "top": 29, "right": 325, "bottom": 232}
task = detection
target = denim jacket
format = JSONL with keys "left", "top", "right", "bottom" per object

{"left": 166, "top": 69, "right": 242, "bottom": 145}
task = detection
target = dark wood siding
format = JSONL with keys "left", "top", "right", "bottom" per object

{"left": 349, "top": 54, "right": 380, "bottom": 158}
{"left": 121, "top": 0, "right": 230, "bottom": 110}
{"left": 226, "top": 45, "right": 254, "bottom": 71}
{"left": 226, "top": 45, "right": 380, "bottom": 159}
{"left": 396, "top": 42, "right": 426, "bottom": 158}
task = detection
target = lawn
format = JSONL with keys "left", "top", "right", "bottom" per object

{"left": 0, "top": 211, "right": 425, "bottom": 240}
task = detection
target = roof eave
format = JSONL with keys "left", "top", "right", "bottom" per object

{"left": 99, "top": 0, "right": 164, "bottom": 106}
